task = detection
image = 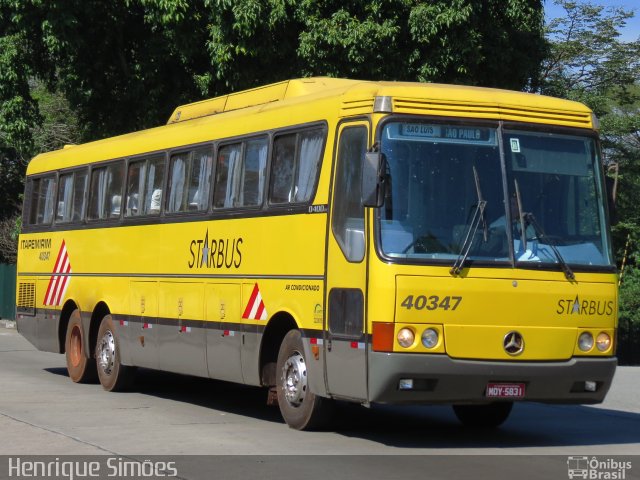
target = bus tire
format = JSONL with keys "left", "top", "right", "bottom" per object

{"left": 452, "top": 402, "right": 513, "bottom": 428}
{"left": 65, "top": 309, "right": 97, "bottom": 383}
{"left": 96, "top": 314, "right": 136, "bottom": 392}
{"left": 276, "top": 329, "right": 333, "bottom": 430}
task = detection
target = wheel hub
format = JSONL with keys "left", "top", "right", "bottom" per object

{"left": 282, "top": 352, "right": 307, "bottom": 406}
{"left": 98, "top": 330, "right": 115, "bottom": 376}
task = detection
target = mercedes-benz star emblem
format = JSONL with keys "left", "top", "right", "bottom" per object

{"left": 503, "top": 331, "right": 524, "bottom": 356}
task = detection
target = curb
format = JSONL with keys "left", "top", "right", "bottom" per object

{"left": 1, "top": 319, "right": 16, "bottom": 329}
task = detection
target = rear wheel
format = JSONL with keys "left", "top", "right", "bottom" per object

{"left": 276, "top": 329, "right": 334, "bottom": 430}
{"left": 96, "top": 314, "right": 136, "bottom": 391}
{"left": 65, "top": 309, "right": 97, "bottom": 383}
{"left": 452, "top": 402, "right": 513, "bottom": 428}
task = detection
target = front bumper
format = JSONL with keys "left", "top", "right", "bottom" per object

{"left": 368, "top": 352, "right": 617, "bottom": 405}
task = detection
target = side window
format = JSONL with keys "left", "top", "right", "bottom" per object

{"left": 72, "top": 171, "right": 88, "bottom": 222}
{"left": 214, "top": 144, "right": 242, "bottom": 209}
{"left": 88, "top": 162, "right": 125, "bottom": 220}
{"left": 56, "top": 174, "right": 74, "bottom": 223}
{"left": 125, "top": 156, "right": 165, "bottom": 216}
{"left": 270, "top": 134, "right": 295, "bottom": 204}
{"left": 214, "top": 138, "right": 268, "bottom": 209}
{"left": 238, "top": 137, "right": 268, "bottom": 207}
{"left": 28, "top": 176, "right": 57, "bottom": 225}
{"left": 125, "top": 161, "right": 144, "bottom": 216}
{"left": 167, "top": 146, "right": 213, "bottom": 213}
{"left": 57, "top": 170, "right": 88, "bottom": 223}
{"left": 269, "top": 127, "right": 325, "bottom": 205}
{"left": 332, "top": 126, "right": 367, "bottom": 262}
{"left": 188, "top": 147, "right": 213, "bottom": 210}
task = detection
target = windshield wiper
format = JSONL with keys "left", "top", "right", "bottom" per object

{"left": 450, "top": 166, "right": 487, "bottom": 276}
{"left": 522, "top": 212, "right": 575, "bottom": 281}
{"left": 514, "top": 180, "right": 527, "bottom": 252}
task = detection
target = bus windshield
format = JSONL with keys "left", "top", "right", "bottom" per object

{"left": 378, "top": 121, "right": 613, "bottom": 269}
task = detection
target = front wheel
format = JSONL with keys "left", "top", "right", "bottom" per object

{"left": 276, "top": 330, "right": 333, "bottom": 430}
{"left": 96, "top": 314, "right": 136, "bottom": 391}
{"left": 452, "top": 402, "right": 513, "bottom": 428}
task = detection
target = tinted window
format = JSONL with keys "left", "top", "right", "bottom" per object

{"left": 269, "top": 128, "right": 325, "bottom": 205}
{"left": 55, "top": 170, "right": 87, "bottom": 223}
{"left": 213, "top": 137, "right": 267, "bottom": 209}
{"left": 125, "top": 155, "right": 165, "bottom": 216}
{"left": 88, "top": 162, "right": 125, "bottom": 220}
{"left": 167, "top": 147, "right": 213, "bottom": 213}
{"left": 28, "top": 176, "right": 57, "bottom": 225}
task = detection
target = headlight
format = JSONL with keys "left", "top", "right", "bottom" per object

{"left": 421, "top": 328, "right": 439, "bottom": 349}
{"left": 596, "top": 332, "right": 612, "bottom": 352}
{"left": 397, "top": 328, "right": 415, "bottom": 348}
{"left": 578, "top": 332, "right": 594, "bottom": 352}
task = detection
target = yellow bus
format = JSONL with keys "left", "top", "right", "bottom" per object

{"left": 16, "top": 77, "right": 617, "bottom": 430}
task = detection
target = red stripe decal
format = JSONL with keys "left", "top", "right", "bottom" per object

{"left": 242, "top": 283, "right": 260, "bottom": 319}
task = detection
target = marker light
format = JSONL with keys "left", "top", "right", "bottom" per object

{"left": 397, "top": 328, "right": 415, "bottom": 348}
{"left": 585, "top": 381, "right": 597, "bottom": 392}
{"left": 578, "top": 332, "right": 594, "bottom": 352}
{"left": 398, "top": 379, "right": 414, "bottom": 390}
{"left": 596, "top": 332, "right": 612, "bottom": 352}
{"left": 421, "top": 328, "right": 439, "bottom": 349}
{"left": 372, "top": 322, "right": 395, "bottom": 352}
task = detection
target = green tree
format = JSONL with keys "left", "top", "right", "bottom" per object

{"left": 0, "top": 0, "right": 547, "bottom": 141}
{"left": 540, "top": 0, "right": 640, "bottom": 260}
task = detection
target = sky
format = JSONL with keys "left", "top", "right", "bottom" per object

{"left": 544, "top": 0, "right": 640, "bottom": 42}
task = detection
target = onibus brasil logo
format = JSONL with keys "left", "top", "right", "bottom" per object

{"left": 567, "top": 456, "right": 632, "bottom": 479}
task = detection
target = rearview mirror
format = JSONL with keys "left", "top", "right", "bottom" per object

{"left": 362, "top": 151, "right": 386, "bottom": 208}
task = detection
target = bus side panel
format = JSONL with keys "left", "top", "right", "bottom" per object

{"left": 16, "top": 308, "right": 60, "bottom": 354}
{"left": 206, "top": 283, "right": 243, "bottom": 383}
{"left": 157, "top": 281, "right": 207, "bottom": 377}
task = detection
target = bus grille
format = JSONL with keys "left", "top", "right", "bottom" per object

{"left": 17, "top": 282, "right": 36, "bottom": 315}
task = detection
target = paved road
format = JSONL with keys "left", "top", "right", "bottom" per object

{"left": 0, "top": 326, "right": 638, "bottom": 478}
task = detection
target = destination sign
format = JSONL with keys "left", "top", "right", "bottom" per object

{"left": 396, "top": 123, "right": 496, "bottom": 145}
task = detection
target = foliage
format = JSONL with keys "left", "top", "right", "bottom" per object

{"left": 540, "top": 0, "right": 640, "bottom": 105}
{"left": 0, "top": 215, "right": 20, "bottom": 264}
{"left": 0, "top": 0, "right": 547, "bottom": 141}
{"left": 617, "top": 266, "right": 640, "bottom": 364}
{"left": 539, "top": 1, "right": 640, "bottom": 264}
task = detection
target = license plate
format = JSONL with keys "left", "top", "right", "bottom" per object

{"left": 486, "top": 383, "right": 525, "bottom": 399}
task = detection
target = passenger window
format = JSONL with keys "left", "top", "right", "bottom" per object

{"left": 269, "top": 128, "right": 324, "bottom": 205}
{"left": 213, "top": 144, "right": 242, "bottom": 209}
{"left": 125, "top": 156, "right": 165, "bottom": 216}
{"left": 56, "top": 174, "right": 74, "bottom": 222}
{"left": 167, "top": 147, "right": 213, "bottom": 213}
{"left": 332, "top": 126, "right": 367, "bottom": 262}
{"left": 214, "top": 138, "right": 268, "bottom": 209}
{"left": 28, "top": 176, "right": 57, "bottom": 225}
{"left": 57, "top": 170, "right": 88, "bottom": 223}
{"left": 125, "top": 161, "right": 144, "bottom": 216}
{"left": 238, "top": 138, "right": 268, "bottom": 207}
{"left": 72, "top": 171, "right": 88, "bottom": 222}
{"left": 88, "top": 162, "right": 125, "bottom": 220}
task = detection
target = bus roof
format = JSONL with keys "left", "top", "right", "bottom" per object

{"left": 27, "top": 77, "right": 595, "bottom": 175}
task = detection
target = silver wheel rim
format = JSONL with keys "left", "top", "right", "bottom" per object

{"left": 282, "top": 351, "right": 307, "bottom": 407}
{"left": 98, "top": 330, "right": 115, "bottom": 376}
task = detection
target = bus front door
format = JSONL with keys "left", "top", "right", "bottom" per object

{"left": 324, "top": 122, "right": 370, "bottom": 401}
